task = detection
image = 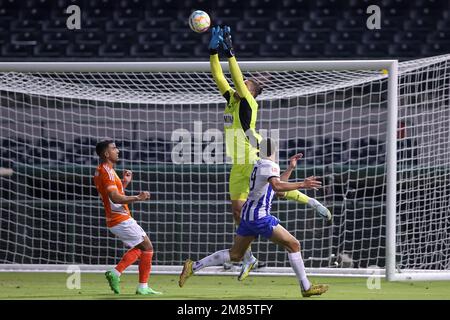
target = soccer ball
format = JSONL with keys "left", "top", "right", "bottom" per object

{"left": 189, "top": 10, "right": 211, "bottom": 33}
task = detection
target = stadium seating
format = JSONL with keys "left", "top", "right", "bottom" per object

{"left": 0, "top": 0, "right": 448, "bottom": 60}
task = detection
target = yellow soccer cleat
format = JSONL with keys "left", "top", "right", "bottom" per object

{"left": 238, "top": 257, "right": 258, "bottom": 281}
{"left": 301, "top": 283, "right": 329, "bottom": 297}
{"left": 179, "top": 259, "right": 194, "bottom": 288}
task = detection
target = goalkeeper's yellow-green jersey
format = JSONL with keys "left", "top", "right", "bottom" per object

{"left": 223, "top": 88, "right": 261, "bottom": 164}
{"left": 210, "top": 54, "right": 262, "bottom": 164}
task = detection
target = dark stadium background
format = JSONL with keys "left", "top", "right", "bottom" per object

{"left": 1, "top": 0, "right": 449, "bottom": 268}
{"left": 0, "top": 0, "right": 449, "bottom": 61}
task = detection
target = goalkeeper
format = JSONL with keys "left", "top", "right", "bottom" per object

{"left": 208, "top": 26, "right": 332, "bottom": 280}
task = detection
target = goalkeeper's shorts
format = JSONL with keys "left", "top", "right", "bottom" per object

{"left": 109, "top": 218, "right": 147, "bottom": 248}
{"left": 229, "top": 164, "right": 255, "bottom": 201}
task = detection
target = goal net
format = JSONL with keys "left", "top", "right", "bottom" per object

{"left": 0, "top": 54, "right": 449, "bottom": 280}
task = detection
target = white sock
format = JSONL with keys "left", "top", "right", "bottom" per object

{"left": 242, "top": 249, "right": 256, "bottom": 264}
{"left": 111, "top": 268, "right": 121, "bottom": 277}
{"left": 138, "top": 283, "right": 148, "bottom": 289}
{"left": 288, "top": 252, "right": 311, "bottom": 291}
{"left": 193, "top": 249, "right": 231, "bottom": 272}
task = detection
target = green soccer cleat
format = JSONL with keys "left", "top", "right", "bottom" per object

{"left": 136, "top": 287, "right": 162, "bottom": 295}
{"left": 301, "top": 283, "right": 329, "bottom": 297}
{"left": 238, "top": 257, "right": 258, "bottom": 281}
{"left": 105, "top": 270, "right": 121, "bottom": 294}
{"left": 179, "top": 259, "right": 194, "bottom": 288}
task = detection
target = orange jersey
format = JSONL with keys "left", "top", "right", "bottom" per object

{"left": 94, "top": 163, "right": 131, "bottom": 228}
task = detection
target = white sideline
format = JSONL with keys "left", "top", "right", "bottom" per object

{"left": 3, "top": 264, "right": 449, "bottom": 280}
{"left": 0, "top": 264, "right": 385, "bottom": 278}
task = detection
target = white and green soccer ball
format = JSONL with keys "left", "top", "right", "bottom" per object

{"left": 188, "top": 10, "right": 211, "bottom": 33}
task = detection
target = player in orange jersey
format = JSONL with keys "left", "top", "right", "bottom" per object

{"left": 93, "top": 139, "right": 161, "bottom": 296}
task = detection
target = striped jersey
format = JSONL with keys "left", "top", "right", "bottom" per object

{"left": 240, "top": 159, "right": 281, "bottom": 221}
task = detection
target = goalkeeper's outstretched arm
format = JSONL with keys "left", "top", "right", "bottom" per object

{"left": 221, "top": 26, "right": 261, "bottom": 148}
{"left": 208, "top": 26, "right": 231, "bottom": 96}
{"left": 210, "top": 54, "right": 231, "bottom": 95}
{"left": 222, "top": 26, "right": 252, "bottom": 100}
{"left": 228, "top": 56, "right": 252, "bottom": 100}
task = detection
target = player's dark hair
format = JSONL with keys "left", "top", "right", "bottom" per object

{"left": 248, "top": 78, "right": 263, "bottom": 97}
{"left": 96, "top": 139, "right": 114, "bottom": 158}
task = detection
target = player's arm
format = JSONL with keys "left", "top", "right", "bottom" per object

{"left": 268, "top": 176, "right": 321, "bottom": 193}
{"left": 108, "top": 187, "right": 150, "bottom": 204}
{"left": 97, "top": 168, "right": 149, "bottom": 204}
{"left": 222, "top": 26, "right": 252, "bottom": 100}
{"left": 228, "top": 57, "right": 251, "bottom": 99}
{"left": 122, "top": 170, "right": 132, "bottom": 189}
{"left": 210, "top": 53, "right": 232, "bottom": 96}
{"left": 209, "top": 26, "right": 232, "bottom": 96}
{"left": 280, "top": 153, "right": 303, "bottom": 182}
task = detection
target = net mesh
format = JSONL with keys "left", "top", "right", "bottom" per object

{"left": 0, "top": 54, "right": 449, "bottom": 273}
{"left": 396, "top": 55, "right": 450, "bottom": 271}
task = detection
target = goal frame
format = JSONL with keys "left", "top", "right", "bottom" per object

{"left": 2, "top": 59, "right": 441, "bottom": 281}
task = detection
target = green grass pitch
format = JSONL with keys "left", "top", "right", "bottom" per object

{"left": 0, "top": 273, "right": 449, "bottom": 300}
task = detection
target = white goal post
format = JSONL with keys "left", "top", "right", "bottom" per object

{"left": 0, "top": 55, "right": 449, "bottom": 281}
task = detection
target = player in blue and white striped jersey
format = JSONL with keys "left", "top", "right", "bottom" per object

{"left": 239, "top": 158, "right": 279, "bottom": 223}
{"left": 179, "top": 138, "right": 329, "bottom": 297}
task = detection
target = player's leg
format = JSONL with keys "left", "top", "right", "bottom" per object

{"left": 107, "top": 218, "right": 161, "bottom": 295}
{"left": 269, "top": 224, "right": 328, "bottom": 297}
{"left": 229, "top": 234, "right": 256, "bottom": 262}
{"left": 235, "top": 219, "right": 259, "bottom": 281}
{"left": 195, "top": 234, "right": 254, "bottom": 270}
{"left": 229, "top": 164, "right": 250, "bottom": 225}
{"left": 229, "top": 164, "right": 259, "bottom": 272}
{"left": 276, "top": 190, "right": 332, "bottom": 221}
{"left": 231, "top": 199, "right": 244, "bottom": 226}
{"left": 134, "top": 235, "right": 162, "bottom": 295}
{"left": 221, "top": 198, "right": 245, "bottom": 270}
{"left": 232, "top": 199, "right": 257, "bottom": 268}
{"left": 179, "top": 235, "right": 255, "bottom": 287}
{"left": 106, "top": 219, "right": 144, "bottom": 294}
{"left": 232, "top": 199, "right": 256, "bottom": 262}
{"left": 105, "top": 246, "right": 141, "bottom": 294}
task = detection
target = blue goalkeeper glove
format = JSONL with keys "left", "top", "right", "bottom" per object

{"left": 222, "top": 25, "right": 234, "bottom": 57}
{"left": 208, "top": 26, "right": 223, "bottom": 55}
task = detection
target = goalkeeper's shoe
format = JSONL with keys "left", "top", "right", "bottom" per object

{"left": 301, "top": 283, "right": 329, "bottom": 297}
{"left": 179, "top": 259, "right": 194, "bottom": 288}
{"left": 238, "top": 256, "right": 258, "bottom": 281}
{"left": 105, "top": 270, "right": 121, "bottom": 294}
{"left": 310, "top": 199, "right": 332, "bottom": 222}
{"left": 136, "top": 287, "right": 162, "bottom": 295}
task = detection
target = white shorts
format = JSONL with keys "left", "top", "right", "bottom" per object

{"left": 108, "top": 218, "right": 147, "bottom": 248}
